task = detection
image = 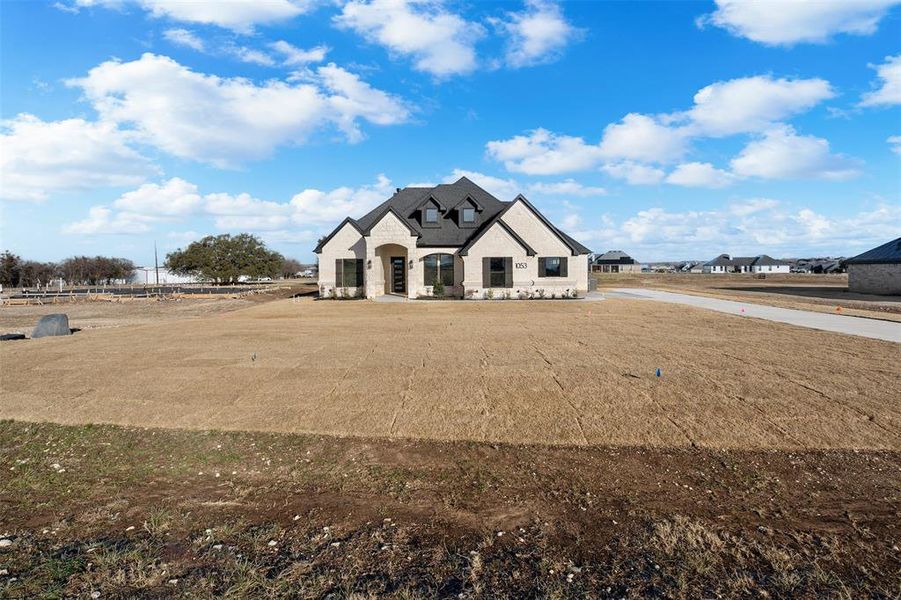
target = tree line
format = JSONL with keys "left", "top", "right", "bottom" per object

{"left": 2, "top": 234, "right": 307, "bottom": 288}
{"left": 0, "top": 251, "right": 136, "bottom": 287}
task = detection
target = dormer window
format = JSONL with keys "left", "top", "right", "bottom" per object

{"left": 462, "top": 208, "right": 475, "bottom": 223}
{"left": 425, "top": 208, "right": 439, "bottom": 223}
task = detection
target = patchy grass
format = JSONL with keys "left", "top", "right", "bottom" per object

{"left": 1, "top": 421, "right": 898, "bottom": 597}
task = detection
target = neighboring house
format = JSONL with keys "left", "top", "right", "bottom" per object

{"left": 131, "top": 267, "right": 201, "bottom": 285}
{"left": 703, "top": 254, "right": 790, "bottom": 274}
{"left": 592, "top": 250, "right": 641, "bottom": 273}
{"left": 314, "top": 177, "right": 591, "bottom": 299}
{"left": 799, "top": 258, "right": 846, "bottom": 274}
{"left": 845, "top": 237, "right": 901, "bottom": 295}
{"left": 674, "top": 260, "right": 705, "bottom": 273}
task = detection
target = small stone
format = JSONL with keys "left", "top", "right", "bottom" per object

{"left": 268, "top": 540, "right": 277, "bottom": 547}
{"left": 213, "top": 544, "right": 223, "bottom": 551}
{"left": 168, "top": 579, "right": 178, "bottom": 585}
{"left": 0, "top": 568, "right": 8, "bottom": 575}
{"left": 91, "top": 592, "right": 101, "bottom": 599}
{"left": 0, "top": 539, "right": 13, "bottom": 548}
{"left": 293, "top": 515, "right": 300, "bottom": 521}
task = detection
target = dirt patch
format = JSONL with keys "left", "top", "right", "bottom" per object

{"left": 594, "top": 272, "right": 901, "bottom": 321}
{"left": 0, "top": 283, "right": 318, "bottom": 332}
{"left": 1, "top": 421, "right": 897, "bottom": 597}
{"left": 1, "top": 298, "right": 898, "bottom": 450}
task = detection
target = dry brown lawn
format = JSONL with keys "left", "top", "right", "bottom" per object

{"left": 2, "top": 297, "right": 898, "bottom": 450}
{"left": 595, "top": 272, "right": 901, "bottom": 321}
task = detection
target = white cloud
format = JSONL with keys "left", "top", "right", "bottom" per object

{"left": 486, "top": 75, "right": 838, "bottom": 178}
{"left": 442, "top": 169, "right": 520, "bottom": 199}
{"left": 666, "top": 162, "right": 736, "bottom": 188}
{"left": 63, "top": 175, "right": 396, "bottom": 236}
{"left": 731, "top": 125, "right": 861, "bottom": 180}
{"left": 226, "top": 45, "right": 276, "bottom": 66}
{"left": 204, "top": 192, "right": 288, "bottom": 217}
{"left": 334, "top": 0, "right": 483, "bottom": 77}
{"left": 527, "top": 179, "right": 606, "bottom": 197}
{"left": 113, "top": 178, "right": 203, "bottom": 216}
{"left": 436, "top": 169, "right": 607, "bottom": 200}
{"left": 601, "top": 161, "right": 665, "bottom": 185}
{"left": 888, "top": 135, "right": 901, "bottom": 154}
{"left": 560, "top": 212, "right": 582, "bottom": 230}
{"left": 573, "top": 202, "right": 901, "bottom": 260}
{"left": 598, "top": 113, "right": 687, "bottom": 163}
{"left": 860, "top": 54, "right": 901, "bottom": 107}
{"left": 729, "top": 198, "right": 779, "bottom": 217}
{"left": 68, "top": 53, "right": 411, "bottom": 167}
{"left": 270, "top": 40, "right": 329, "bottom": 65}
{"left": 485, "top": 128, "right": 605, "bottom": 175}
{"left": 62, "top": 206, "right": 153, "bottom": 235}
{"left": 495, "top": 0, "right": 581, "bottom": 68}
{"left": 163, "top": 28, "right": 205, "bottom": 51}
{"left": 679, "top": 76, "right": 834, "bottom": 137}
{"left": 0, "top": 113, "right": 156, "bottom": 202}
{"left": 697, "top": 0, "right": 900, "bottom": 46}
{"left": 213, "top": 214, "right": 290, "bottom": 230}
{"left": 70, "top": 0, "right": 315, "bottom": 33}
{"left": 289, "top": 174, "right": 394, "bottom": 224}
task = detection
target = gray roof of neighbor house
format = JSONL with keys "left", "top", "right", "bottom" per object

{"left": 594, "top": 250, "right": 636, "bottom": 264}
{"left": 704, "top": 254, "right": 733, "bottom": 267}
{"left": 752, "top": 254, "right": 790, "bottom": 266}
{"left": 704, "top": 253, "right": 789, "bottom": 267}
{"left": 313, "top": 177, "right": 591, "bottom": 255}
{"left": 845, "top": 237, "right": 901, "bottom": 265}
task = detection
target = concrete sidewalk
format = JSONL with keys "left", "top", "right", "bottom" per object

{"left": 608, "top": 288, "right": 901, "bottom": 343}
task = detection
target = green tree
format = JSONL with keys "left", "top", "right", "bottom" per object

{"left": 0, "top": 251, "right": 21, "bottom": 287}
{"left": 166, "top": 234, "right": 284, "bottom": 284}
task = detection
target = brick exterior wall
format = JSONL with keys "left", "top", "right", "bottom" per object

{"left": 848, "top": 263, "right": 901, "bottom": 295}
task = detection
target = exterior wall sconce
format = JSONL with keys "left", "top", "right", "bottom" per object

{"left": 408, "top": 259, "right": 414, "bottom": 270}
{"left": 367, "top": 259, "right": 372, "bottom": 270}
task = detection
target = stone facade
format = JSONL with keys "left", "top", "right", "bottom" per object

{"left": 848, "top": 263, "right": 901, "bottom": 295}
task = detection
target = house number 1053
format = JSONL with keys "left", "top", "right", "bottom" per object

{"left": 514, "top": 262, "right": 528, "bottom": 269}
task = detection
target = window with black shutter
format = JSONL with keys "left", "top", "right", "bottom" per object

{"left": 485, "top": 257, "right": 511, "bottom": 288}
{"left": 538, "top": 257, "right": 567, "bottom": 277}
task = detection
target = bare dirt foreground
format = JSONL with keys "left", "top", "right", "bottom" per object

{"left": 0, "top": 421, "right": 899, "bottom": 597}
{"left": 1, "top": 297, "right": 899, "bottom": 450}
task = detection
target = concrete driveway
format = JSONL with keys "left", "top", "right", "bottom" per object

{"left": 607, "top": 288, "right": 901, "bottom": 344}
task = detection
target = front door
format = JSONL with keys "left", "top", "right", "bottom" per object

{"left": 390, "top": 257, "right": 406, "bottom": 294}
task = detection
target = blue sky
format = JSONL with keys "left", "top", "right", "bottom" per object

{"left": 1, "top": 0, "right": 899, "bottom": 264}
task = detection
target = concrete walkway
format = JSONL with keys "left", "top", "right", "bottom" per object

{"left": 607, "top": 288, "right": 901, "bottom": 344}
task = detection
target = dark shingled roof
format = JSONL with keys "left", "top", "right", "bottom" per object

{"left": 314, "top": 177, "right": 591, "bottom": 255}
{"left": 704, "top": 253, "right": 789, "bottom": 267}
{"left": 845, "top": 237, "right": 901, "bottom": 265}
{"left": 594, "top": 250, "right": 636, "bottom": 264}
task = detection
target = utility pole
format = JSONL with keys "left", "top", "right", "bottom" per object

{"left": 154, "top": 241, "right": 160, "bottom": 286}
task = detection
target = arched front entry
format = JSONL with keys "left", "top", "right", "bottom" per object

{"left": 375, "top": 243, "right": 408, "bottom": 295}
